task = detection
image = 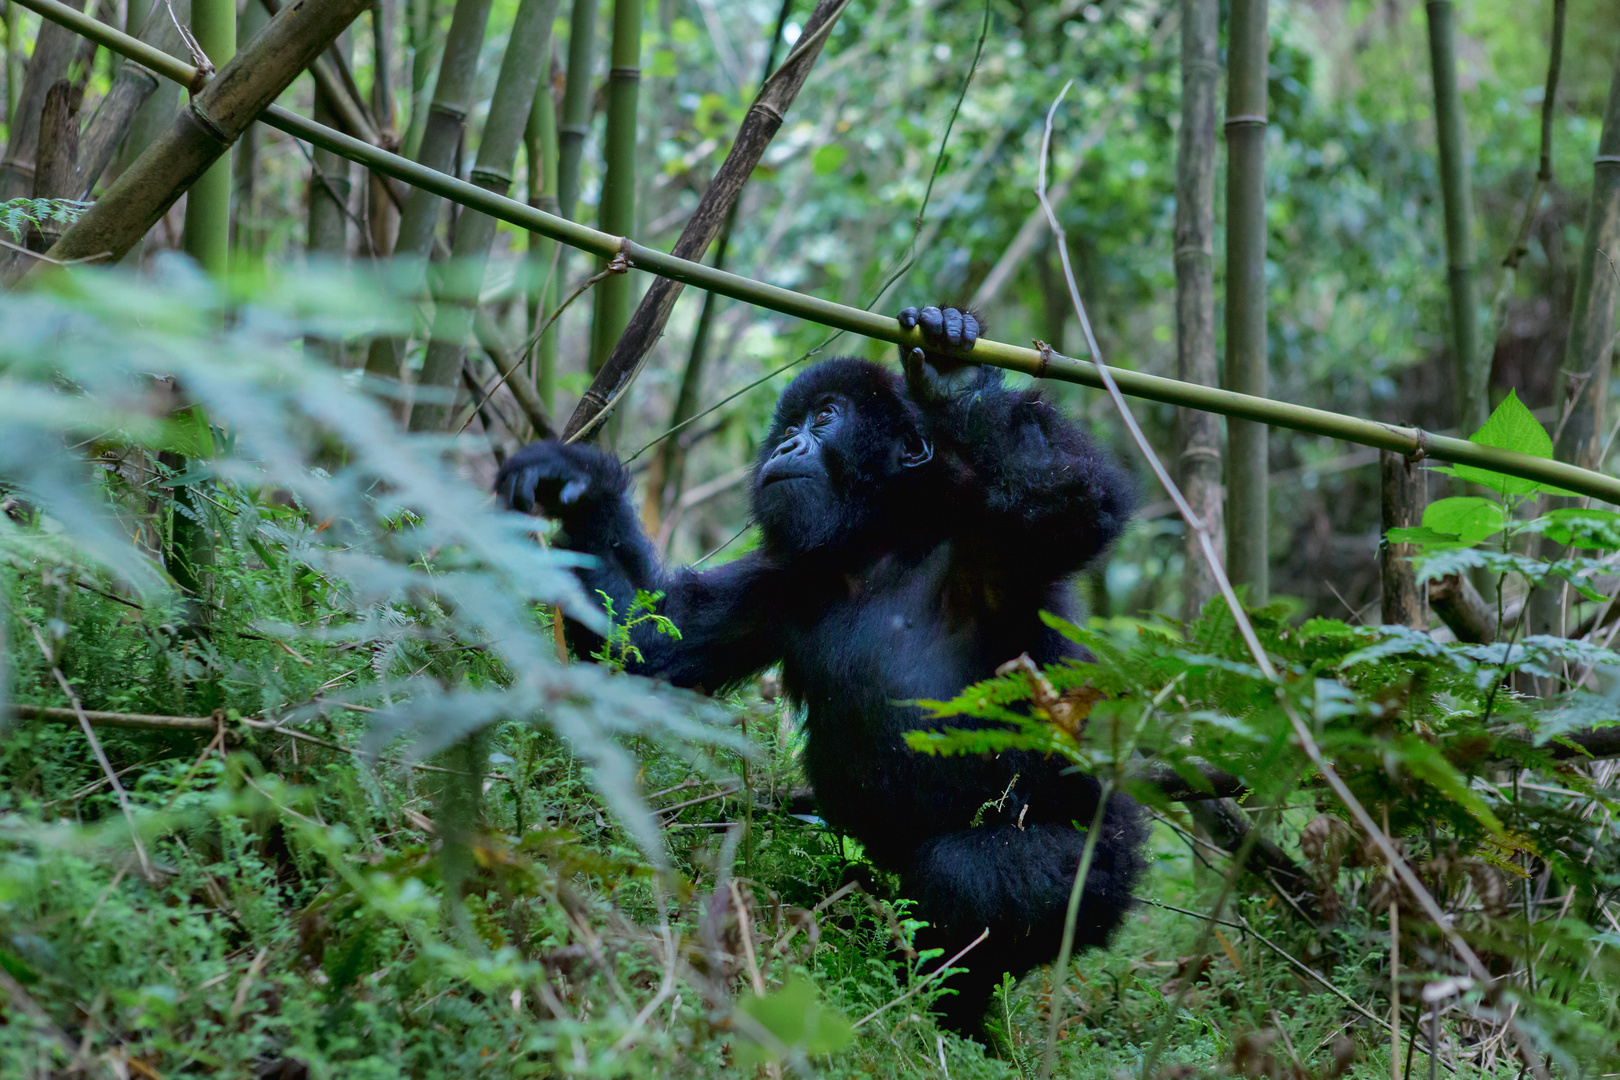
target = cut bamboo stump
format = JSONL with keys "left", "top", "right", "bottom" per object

{"left": 1379, "top": 450, "right": 1427, "bottom": 629}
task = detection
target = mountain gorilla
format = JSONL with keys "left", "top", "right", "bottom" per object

{"left": 497, "top": 305, "right": 1147, "bottom": 1037}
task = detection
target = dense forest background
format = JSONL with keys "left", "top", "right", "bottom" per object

{"left": 0, "top": 0, "right": 1618, "bottom": 1076}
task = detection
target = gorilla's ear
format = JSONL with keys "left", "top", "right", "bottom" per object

{"left": 900, "top": 430, "right": 934, "bottom": 469}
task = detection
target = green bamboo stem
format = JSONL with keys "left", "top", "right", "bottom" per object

{"left": 29, "top": 0, "right": 371, "bottom": 267}
{"left": 180, "top": 0, "right": 236, "bottom": 277}
{"left": 1175, "top": 0, "right": 1220, "bottom": 624}
{"left": 1424, "top": 0, "right": 1485, "bottom": 437}
{"left": 5, "top": 1, "right": 21, "bottom": 124}
{"left": 0, "top": 0, "right": 83, "bottom": 200}
{"left": 564, "top": 0, "right": 841, "bottom": 443}
{"left": 361, "top": 0, "right": 495, "bottom": 381}
{"left": 556, "top": 0, "right": 598, "bottom": 223}
{"left": 368, "top": 0, "right": 398, "bottom": 255}
{"left": 585, "top": 0, "right": 641, "bottom": 389}
{"left": 1224, "top": 0, "right": 1268, "bottom": 601}
{"left": 403, "top": 0, "right": 441, "bottom": 159}
{"left": 526, "top": 51, "right": 560, "bottom": 414}
{"left": 409, "top": 0, "right": 559, "bottom": 432}
{"left": 308, "top": 30, "right": 353, "bottom": 273}
{"left": 17, "top": 0, "right": 1620, "bottom": 508}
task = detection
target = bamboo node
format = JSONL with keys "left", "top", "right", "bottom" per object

{"left": 429, "top": 102, "right": 469, "bottom": 123}
{"left": 608, "top": 67, "right": 643, "bottom": 81}
{"left": 1223, "top": 113, "right": 1268, "bottom": 128}
{"left": 187, "top": 101, "right": 231, "bottom": 147}
{"left": 608, "top": 248, "right": 633, "bottom": 274}
{"left": 749, "top": 101, "right": 787, "bottom": 124}
{"left": 1595, "top": 155, "right": 1620, "bottom": 167}
{"left": 470, "top": 167, "right": 514, "bottom": 189}
{"left": 1032, "top": 339, "right": 1054, "bottom": 380}
{"left": 1407, "top": 428, "right": 1429, "bottom": 464}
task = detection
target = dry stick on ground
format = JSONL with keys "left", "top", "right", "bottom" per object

{"left": 561, "top": 0, "right": 850, "bottom": 443}
{"left": 1032, "top": 82, "right": 1552, "bottom": 1080}
{"left": 27, "top": 625, "right": 156, "bottom": 883}
{"left": 37, "top": 0, "right": 373, "bottom": 267}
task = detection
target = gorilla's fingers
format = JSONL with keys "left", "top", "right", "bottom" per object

{"left": 943, "top": 307, "right": 963, "bottom": 346}
{"left": 899, "top": 306, "right": 920, "bottom": 330}
{"left": 505, "top": 469, "right": 535, "bottom": 513}
{"left": 559, "top": 477, "right": 590, "bottom": 505}
{"left": 962, "top": 312, "right": 979, "bottom": 346}
{"left": 919, "top": 305, "right": 944, "bottom": 337}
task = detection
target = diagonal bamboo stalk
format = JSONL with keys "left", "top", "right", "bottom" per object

{"left": 15, "top": 0, "right": 1620, "bottom": 507}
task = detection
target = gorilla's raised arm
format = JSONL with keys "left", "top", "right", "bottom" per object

{"left": 496, "top": 442, "right": 783, "bottom": 690}
{"left": 899, "top": 305, "right": 1135, "bottom": 578}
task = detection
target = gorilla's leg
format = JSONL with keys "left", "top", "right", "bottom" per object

{"left": 904, "top": 796, "right": 1147, "bottom": 1037}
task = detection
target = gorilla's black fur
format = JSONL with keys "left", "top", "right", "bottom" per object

{"left": 497, "top": 306, "right": 1147, "bottom": 1036}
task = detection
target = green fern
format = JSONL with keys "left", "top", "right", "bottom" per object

{"left": 0, "top": 196, "right": 93, "bottom": 242}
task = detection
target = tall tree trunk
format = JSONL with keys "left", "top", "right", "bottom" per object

{"left": 583, "top": 0, "right": 642, "bottom": 423}
{"left": 1224, "top": 0, "right": 1268, "bottom": 602}
{"left": 0, "top": 0, "right": 83, "bottom": 200}
{"left": 1530, "top": 45, "right": 1620, "bottom": 647}
{"left": 41, "top": 0, "right": 373, "bottom": 267}
{"left": 362, "top": 0, "right": 496, "bottom": 382}
{"left": 409, "top": 0, "right": 559, "bottom": 432}
{"left": 1424, "top": 0, "right": 1484, "bottom": 436}
{"left": 526, "top": 51, "right": 560, "bottom": 415}
{"left": 180, "top": 0, "right": 236, "bottom": 277}
{"left": 566, "top": 0, "right": 841, "bottom": 444}
{"left": 1380, "top": 451, "right": 1427, "bottom": 628}
{"left": 1175, "top": 0, "right": 1221, "bottom": 624}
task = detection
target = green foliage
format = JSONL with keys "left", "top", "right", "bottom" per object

{"left": 591, "top": 589, "right": 681, "bottom": 671}
{"left": 0, "top": 197, "right": 92, "bottom": 242}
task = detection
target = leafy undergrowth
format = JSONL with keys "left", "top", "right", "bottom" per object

{"left": 1, "top": 267, "right": 1617, "bottom": 1078}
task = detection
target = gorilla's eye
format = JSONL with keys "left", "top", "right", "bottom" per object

{"left": 813, "top": 406, "right": 837, "bottom": 426}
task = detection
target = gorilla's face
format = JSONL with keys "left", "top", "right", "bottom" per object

{"left": 752, "top": 359, "right": 933, "bottom": 557}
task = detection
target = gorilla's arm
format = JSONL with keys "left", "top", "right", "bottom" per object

{"left": 900, "top": 305, "right": 1135, "bottom": 578}
{"left": 497, "top": 442, "right": 783, "bottom": 690}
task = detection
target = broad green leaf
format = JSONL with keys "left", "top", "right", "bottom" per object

{"left": 1385, "top": 525, "right": 1473, "bottom": 550}
{"left": 1448, "top": 391, "right": 1579, "bottom": 496}
{"left": 1420, "top": 496, "right": 1506, "bottom": 547}
{"left": 734, "top": 976, "right": 854, "bottom": 1066}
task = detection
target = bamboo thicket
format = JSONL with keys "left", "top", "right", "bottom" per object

{"left": 1175, "top": 0, "right": 1221, "bottom": 623}
{"left": 39, "top": 0, "right": 372, "bottom": 267}
{"left": 15, "top": 0, "right": 1620, "bottom": 509}
{"left": 362, "top": 0, "right": 496, "bottom": 382}
{"left": 1223, "top": 0, "right": 1268, "bottom": 601}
